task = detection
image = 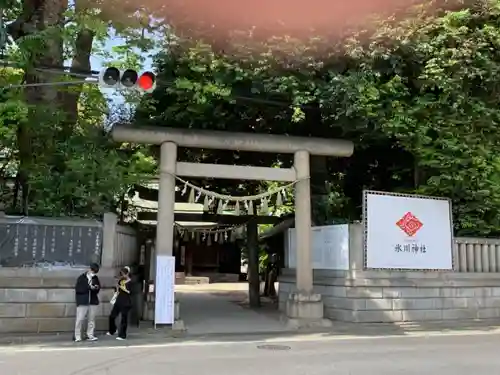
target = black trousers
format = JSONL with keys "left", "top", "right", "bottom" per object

{"left": 108, "top": 303, "right": 131, "bottom": 338}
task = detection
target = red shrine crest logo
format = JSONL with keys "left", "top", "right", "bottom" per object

{"left": 396, "top": 212, "right": 423, "bottom": 237}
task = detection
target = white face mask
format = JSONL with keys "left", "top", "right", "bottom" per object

{"left": 88, "top": 272, "right": 94, "bottom": 277}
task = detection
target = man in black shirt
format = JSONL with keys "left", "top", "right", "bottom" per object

{"left": 74, "top": 263, "right": 101, "bottom": 342}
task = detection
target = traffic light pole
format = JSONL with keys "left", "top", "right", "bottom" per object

{"left": 1, "top": 80, "right": 95, "bottom": 90}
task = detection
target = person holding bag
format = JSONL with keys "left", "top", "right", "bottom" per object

{"left": 107, "top": 267, "right": 132, "bottom": 340}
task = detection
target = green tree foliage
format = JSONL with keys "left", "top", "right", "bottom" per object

{"left": 0, "top": 0, "right": 158, "bottom": 217}
{"left": 0, "top": 67, "right": 26, "bottom": 207}
{"left": 332, "top": 0, "right": 500, "bottom": 235}
{"left": 139, "top": 0, "right": 500, "bottom": 236}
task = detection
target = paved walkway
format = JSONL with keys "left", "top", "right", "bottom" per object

{"left": 175, "top": 283, "right": 288, "bottom": 335}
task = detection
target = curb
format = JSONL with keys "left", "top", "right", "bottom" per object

{"left": 2, "top": 323, "right": 500, "bottom": 348}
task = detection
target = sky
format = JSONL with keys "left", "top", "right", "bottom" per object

{"left": 90, "top": 36, "right": 155, "bottom": 104}
{"left": 64, "top": 0, "right": 155, "bottom": 102}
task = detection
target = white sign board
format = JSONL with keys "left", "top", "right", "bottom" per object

{"left": 363, "top": 191, "right": 453, "bottom": 270}
{"left": 154, "top": 255, "right": 176, "bottom": 325}
{"left": 285, "top": 224, "right": 350, "bottom": 270}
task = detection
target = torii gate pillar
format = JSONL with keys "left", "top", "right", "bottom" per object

{"left": 156, "top": 141, "right": 177, "bottom": 258}
{"left": 113, "top": 125, "right": 354, "bottom": 329}
{"left": 294, "top": 150, "right": 313, "bottom": 293}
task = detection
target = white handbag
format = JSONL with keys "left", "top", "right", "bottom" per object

{"left": 110, "top": 292, "right": 118, "bottom": 305}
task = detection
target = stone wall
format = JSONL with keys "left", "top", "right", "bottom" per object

{"left": 0, "top": 268, "right": 116, "bottom": 333}
{"left": 279, "top": 269, "right": 500, "bottom": 323}
{"left": 0, "top": 215, "right": 102, "bottom": 267}
{"left": 279, "top": 223, "right": 500, "bottom": 323}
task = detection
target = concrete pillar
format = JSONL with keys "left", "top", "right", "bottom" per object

{"left": 101, "top": 212, "right": 118, "bottom": 268}
{"left": 156, "top": 141, "right": 177, "bottom": 257}
{"left": 246, "top": 220, "right": 260, "bottom": 308}
{"left": 294, "top": 150, "right": 313, "bottom": 293}
{"left": 285, "top": 150, "right": 331, "bottom": 329}
{"left": 348, "top": 223, "right": 364, "bottom": 271}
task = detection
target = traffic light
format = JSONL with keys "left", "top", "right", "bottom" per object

{"left": 121, "top": 69, "right": 138, "bottom": 88}
{"left": 137, "top": 72, "right": 156, "bottom": 93}
{"left": 98, "top": 67, "right": 120, "bottom": 88}
{"left": 98, "top": 67, "right": 156, "bottom": 93}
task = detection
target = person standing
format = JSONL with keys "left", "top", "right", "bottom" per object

{"left": 74, "top": 263, "right": 101, "bottom": 342}
{"left": 107, "top": 267, "right": 132, "bottom": 340}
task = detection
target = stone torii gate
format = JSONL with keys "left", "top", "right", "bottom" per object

{"left": 112, "top": 125, "right": 353, "bottom": 327}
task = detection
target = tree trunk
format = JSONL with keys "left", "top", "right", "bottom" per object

{"left": 7, "top": 0, "right": 94, "bottom": 212}
{"left": 11, "top": 172, "right": 20, "bottom": 211}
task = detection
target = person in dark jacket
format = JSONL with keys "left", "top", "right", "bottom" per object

{"left": 107, "top": 267, "right": 132, "bottom": 340}
{"left": 74, "top": 263, "right": 101, "bottom": 342}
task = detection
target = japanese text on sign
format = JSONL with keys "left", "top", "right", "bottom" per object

{"left": 394, "top": 243, "right": 426, "bottom": 253}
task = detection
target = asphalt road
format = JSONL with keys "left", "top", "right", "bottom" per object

{"left": 1, "top": 333, "right": 499, "bottom": 375}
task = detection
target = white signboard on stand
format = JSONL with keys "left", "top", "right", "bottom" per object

{"left": 285, "top": 224, "right": 350, "bottom": 270}
{"left": 154, "top": 255, "right": 176, "bottom": 325}
{"left": 363, "top": 191, "right": 453, "bottom": 270}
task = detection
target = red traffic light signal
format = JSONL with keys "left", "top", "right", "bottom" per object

{"left": 137, "top": 72, "right": 156, "bottom": 93}
{"left": 98, "top": 68, "right": 156, "bottom": 93}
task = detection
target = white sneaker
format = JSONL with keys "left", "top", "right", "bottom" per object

{"left": 106, "top": 332, "right": 114, "bottom": 336}
{"left": 87, "top": 336, "right": 98, "bottom": 341}
{"left": 116, "top": 337, "right": 125, "bottom": 341}
{"left": 74, "top": 338, "right": 82, "bottom": 342}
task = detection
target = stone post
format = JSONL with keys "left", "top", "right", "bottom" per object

{"left": 348, "top": 223, "right": 364, "bottom": 271}
{"left": 156, "top": 141, "right": 177, "bottom": 257}
{"left": 101, "top": 212, "right": 117, "bottom": 268}
{"left": 285, "top": 150, "right": 331, "bottom": 328}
